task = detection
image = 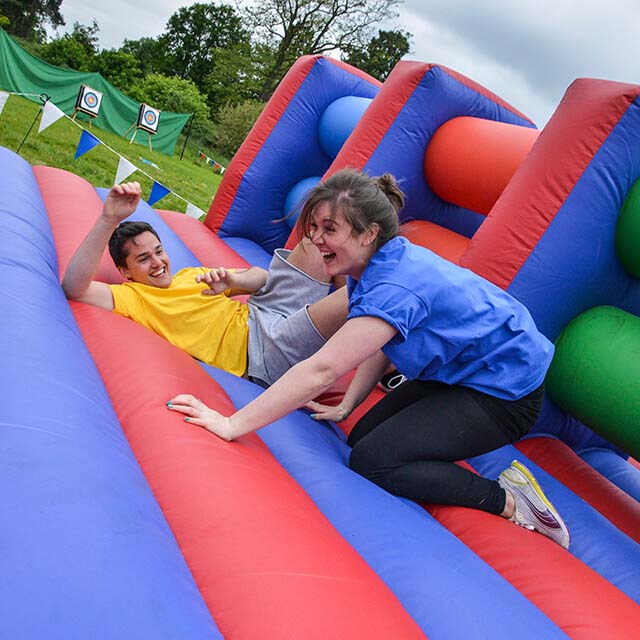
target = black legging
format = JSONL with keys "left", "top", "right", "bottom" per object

{"left": 348, "top": 380, "right": 544, "bottom": 514}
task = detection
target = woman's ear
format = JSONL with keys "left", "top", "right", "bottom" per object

{"left": 366, "top": 223, "right": 380, "bottom": 246}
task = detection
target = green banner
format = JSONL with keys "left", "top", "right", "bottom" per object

{"left": 0, "top": 29, "right": 191, "bottom": 156}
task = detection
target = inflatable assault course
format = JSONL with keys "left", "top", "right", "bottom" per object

{"left": 2, "top": 56, "right": 640, "bottom": 638}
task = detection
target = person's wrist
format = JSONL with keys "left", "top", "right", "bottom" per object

{"left": 337, "top": 404, "right": 350, "bottom": 420}
{"left": 223, "top": 415, "right": 235, "bottom": 441}
{"left": 98, "top": 211, "right": 121, "bottom": 228}
{"left": 230, "top": 269, "right": 243, "bottom": 287}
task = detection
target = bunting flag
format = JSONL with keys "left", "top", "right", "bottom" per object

{"left": 74, "top": 129, "right": 101, "bottom": 159}
{"left": 198, "top": 149, "right": 226, "bottom": 173}
{"left": 0, "top": 91, "right": 9, "bottom": 116}
{"left": 148, "top": 181, "right": 171, "bottom": 206}
{"left": 3, "top": 92, "right": 211, "bottom": 218}
{"left": 38, "top": 100, "right": 65, "bottom": 133}
{"left": 185, "top": 202, "right": 206, "bottom": 219}
{"left": 114, "top": 156, "right": 137, "bottom": 185}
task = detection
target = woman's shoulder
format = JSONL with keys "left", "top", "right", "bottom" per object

{"left": 366, "top": 237, "right": 437, "bottom": 282}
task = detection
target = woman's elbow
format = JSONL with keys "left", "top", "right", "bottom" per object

{"left": 295, "top": 356, "right": 341, "bottom": 396}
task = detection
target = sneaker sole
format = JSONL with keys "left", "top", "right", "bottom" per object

{"left": 509, "top": 460, "right": 570, "bottom": 548}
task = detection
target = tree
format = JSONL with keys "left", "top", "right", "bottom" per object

{"left": 202, "top": 43, "right": 263, "bottom": 115}
{"left": 162, "top": 2, "right": 249, "bottom": 89}
{"left": 240, "top": 0, "right": 402, "bottom": 100}
{"left": 64, "top": 19, "right": 100, "bottom": 55}
{"left": 341, "top": 29, "right": 411, "bottom": 81}
{"left": 121, "top": 36, "right": 171, "bottom": 77}
{"left": 94, "top": 50, "right": 143, "bottom": 92}
{"left": 213, "top": 100, "right": 264, "bottom": 158}
{"left": 128, "top": 73, "right": 215, "bottom": 144}
{"left": 0, "top": 0, "right": 64, "bottom": 42}
{"left": 39, "top": 21, "right": 100, "bottom": 71}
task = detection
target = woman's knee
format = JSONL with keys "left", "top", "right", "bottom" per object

{"left": 349, "top": 442, "right": 383, "bottom": 479}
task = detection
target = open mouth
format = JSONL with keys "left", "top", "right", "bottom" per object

{"left": 321, "top": 252, "right": 336, "bottom": 263}
{"left": 150, "top": 267, "right": 167, "bottom": 278}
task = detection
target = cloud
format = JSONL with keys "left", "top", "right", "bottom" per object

{"left": 56, "top": 0, "right": 185, "bottom": 48}
{"left": 389, "top": 4, "right": 551, "bottom": 123}
{"left": 57, "top": 0, "right": 640, "bottom": 126}
{"left": 398, "top": 0, "right": 640, "bottom": 125}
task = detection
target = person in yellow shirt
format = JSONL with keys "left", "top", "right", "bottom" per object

{"left": 62, "top": 181, "right": 348, "bottom": 385}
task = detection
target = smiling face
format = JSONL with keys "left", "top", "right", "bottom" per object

{"left": 309, "top": 203, "right": 378, "bottom": 280}
{"left": 118, "top": 231, "right": 172, "bottom": 288}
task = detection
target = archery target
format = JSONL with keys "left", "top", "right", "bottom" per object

{"left": 137, "top": 103, "right": 161, "bottom": 134}
{"left": 75, "top": 85, "right": 103, "bottom": 117}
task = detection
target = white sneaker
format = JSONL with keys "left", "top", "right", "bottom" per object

{"left": 498, "top": 460, "right": 570, "bottom": 549}
{"left": 378, "top": 370, "right": 407, "bottom": 392}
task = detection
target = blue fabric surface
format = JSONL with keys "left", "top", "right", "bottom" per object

{"left": 203, "top": 365, "right": 568, "bottom": 640}
{"left": 1, "top": 148, "right": 220, "bottom": 640}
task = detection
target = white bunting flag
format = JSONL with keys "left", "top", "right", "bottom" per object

{"left": 38, "top": 100, "right": 65, "bottom": 133}
{"left": 114, "top": 156, "right": 138, "bottom": 185}
{"left": 185, "top": 203, "right": 206, "bottom": 219}
{"left": 0, "top": 91, "right": 9, "bottom": 117}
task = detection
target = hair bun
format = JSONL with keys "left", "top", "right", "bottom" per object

{"left": 375, "top": 174, "right": 405, "bottom": 212}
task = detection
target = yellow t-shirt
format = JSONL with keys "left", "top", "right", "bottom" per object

{"left": 109, "top": 267, "right": 250, "bottom": 376}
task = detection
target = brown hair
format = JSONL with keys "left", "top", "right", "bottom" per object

{"left": 108, "top": 221, "right": 161, "bottom": 268}
{"left": 297, "top": 168, "right": 404, "bottom": 251}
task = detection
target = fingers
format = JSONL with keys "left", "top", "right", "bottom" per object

{"left": 307, "top": 404, "right": 339, "bottom": 421}
{"left": 167, "top": 403, "right": 199, "bottom": 417}
{"left": 166, "top": 394, "right": 206, "bottom": 412}
{"left": 107, "top": 182, "right": 141, "bottom": 220}
{"left": 181, "top": 416, "right": 208, "bottom": 428}
{"left": 166, "top": 400, "right": 210, "bottom": 432}
{"left": 167, "top": 393, "right": 197, "bottom": 405}
{"left": 166, "top": 395, "right": 232, "bottom": 440}
{"left": 111, "top": 181, "right": 141, "bottom": 197}
{"left": 195, "top": 268, "right": 226, "bottom": 285}
{"left": 305, "top": 401, "right": 333, "bottom": 413}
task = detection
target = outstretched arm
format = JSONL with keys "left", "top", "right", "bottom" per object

{"left": 167, "top": 315, "right": 397, "bottom": 440}
{"left": 61, "top": 182, "right": 141, "bottom": 310}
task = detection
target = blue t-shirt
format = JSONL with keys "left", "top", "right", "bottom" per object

{"left": 347, "top": 237, "right": 554, "bottom": 400}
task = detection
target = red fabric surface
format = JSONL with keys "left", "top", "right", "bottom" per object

{"left": 425, "top": 116, "right": 539, "bottom": 215}
{"left": 156, "top": 208, "right": 251, "bottom": 269}
{"left": 399, "top": 219, "right": 469, "bottom": 264}
{"left": 34, "top": 165, "right": 123, "bottom": 283}
{"left": 461, "top": 79, "right": 640, "bottom": 289}
{"left": 517, "top": 437, "right": 640, "bottom": 544}
{"left": 72, "top": 303, "right": 425, "bottom": 639}
{"left": 427, "top": 497, "right": 640, "bottom": 639}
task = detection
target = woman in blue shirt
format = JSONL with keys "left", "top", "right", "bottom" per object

{"left": 167, "top": 168, "right": 570, "bottom": 548}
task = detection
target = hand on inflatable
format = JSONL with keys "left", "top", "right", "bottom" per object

{"left": 166, "top": 394, "right": 233, "bottom": 441}
{"left": 102, "top": 182, "right": 141, "bottom": 223}
{"left": 196, "top": 267, "right": 234, "bottom": 295}
{"left": 306, "top": 400, "right": 349, "bottom": 422}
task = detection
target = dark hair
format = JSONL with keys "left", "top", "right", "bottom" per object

{"left": 297, "top": 168, "right": 404, "bottom": 251}
{"left": 108, "top": 221, "right": 161, "bottom": 268}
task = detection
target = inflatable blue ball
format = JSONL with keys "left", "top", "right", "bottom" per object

{"left": 284, "top": 176, "right": 322, "bottom": 229}
{"left": 318, "top": 96, "right": 372, "bottom": 159}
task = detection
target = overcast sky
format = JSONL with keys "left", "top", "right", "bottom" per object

{"left": 54, "top": 0, "right": 640, "bottom": 127}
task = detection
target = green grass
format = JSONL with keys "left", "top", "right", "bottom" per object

{"left": 0, "top": 94, "right": 225, "bottom": 214}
